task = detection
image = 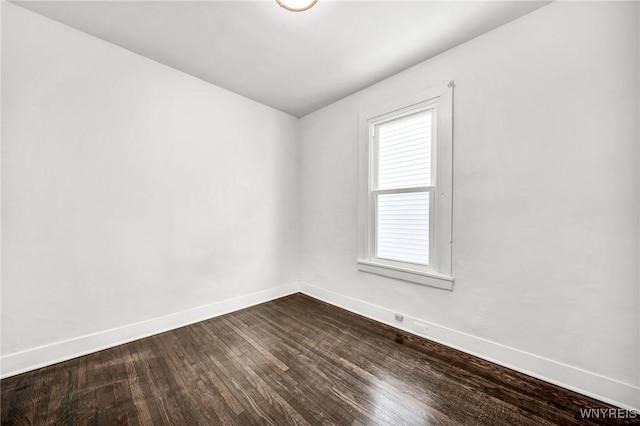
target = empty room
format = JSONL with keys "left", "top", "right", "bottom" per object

{"left": 1, "top": 0, "right": 639, "bottom": 424}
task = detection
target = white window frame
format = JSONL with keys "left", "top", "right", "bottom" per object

{"left": 357, "top": 81, "right": 454, "bottom": 290}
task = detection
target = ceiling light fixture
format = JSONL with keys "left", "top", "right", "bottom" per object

{"left": 275, "top": 0, "right": 318, "bottom": 12}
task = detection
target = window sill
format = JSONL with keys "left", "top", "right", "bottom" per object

{"left": 357, "top": 259, "right": 454, "bottom": 291}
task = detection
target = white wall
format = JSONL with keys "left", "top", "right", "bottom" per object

{"left": 1, "top": 2, "right": 299, "bottom": 359}
{"left": 299, "top": 1, "right": 639, "bottom": 408}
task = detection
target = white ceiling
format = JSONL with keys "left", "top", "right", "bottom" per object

{"left": 13, "top": 1, "right": 550, "bottom": 117}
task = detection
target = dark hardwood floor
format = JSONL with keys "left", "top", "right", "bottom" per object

{"left": 1, "top": 293, "right": 635, "bottom": 425}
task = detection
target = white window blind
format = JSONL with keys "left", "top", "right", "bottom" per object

{"left": 374, "top": 110, "right": 433, "bottom": 265}
{"left": 376, "top": 191, "right": 430, "bottom": 264}
{"left": 378, "top": 112, "right": 432, "bottom": 189}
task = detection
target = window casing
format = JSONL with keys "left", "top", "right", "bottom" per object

{"left": 357, "top": 82, "right": 454, "bottom": 290}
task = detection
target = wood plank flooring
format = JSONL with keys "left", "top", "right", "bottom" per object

{"left": 1, "top": 293, "right": 635, "bottom": 425}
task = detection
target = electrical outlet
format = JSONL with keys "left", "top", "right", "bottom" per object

{"left": 413, "top": 322, "right": 428, "bottom": 335}
{"left": 394, "top": 313, "right": 404, "bottom": 323}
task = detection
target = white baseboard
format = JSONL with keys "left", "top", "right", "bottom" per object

{"left": 1, "top": 284, "right": 299, "bottom": 379}
{"left": 299, "top": 282, "right": 640, "bottom": 411}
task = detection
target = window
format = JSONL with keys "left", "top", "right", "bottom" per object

{"left": 357, "top": 82, "right": 454, "bottom": 290}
